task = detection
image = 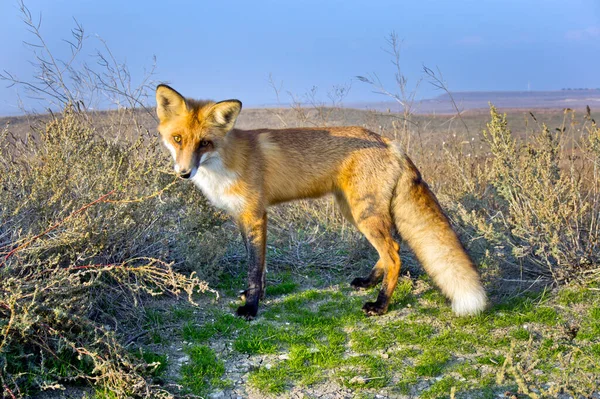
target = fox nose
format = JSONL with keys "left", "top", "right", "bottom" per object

{"left": 179, "top": 169, "right": 192, "bottom": 179}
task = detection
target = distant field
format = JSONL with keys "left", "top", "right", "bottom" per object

{"left": 350, "top": 89, "right": 600, "bottom": 114}
{"left": 2, "top": 102, "right": 599, "bottom": 146}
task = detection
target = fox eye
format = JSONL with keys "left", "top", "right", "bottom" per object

{"left": 173, "top": 135, "right": 182, "bottom": 143}
{"left": 200, "top": 140, "right": 210, "bottom": 147}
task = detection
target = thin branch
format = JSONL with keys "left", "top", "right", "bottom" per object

{"left": 423, "top": 65, "right": 470, "bottom": 136}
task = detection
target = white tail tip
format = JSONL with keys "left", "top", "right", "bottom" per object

{"left": 451, "top": 286, "right": 487, "bottom": 316}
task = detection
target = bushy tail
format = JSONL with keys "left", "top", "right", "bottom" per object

{"left": 391, "top": 149, "right": 487, "bottom": 316}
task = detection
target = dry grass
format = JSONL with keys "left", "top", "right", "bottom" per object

{"left": 444, "top": 107, "right": 600, "bottom": 284}
{"left": 0, "top": 108, "right": 227, "bottom": 398}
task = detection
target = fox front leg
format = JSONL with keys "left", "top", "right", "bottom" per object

{"left": 236, "top": 211, "right": 267, "bottom": 319}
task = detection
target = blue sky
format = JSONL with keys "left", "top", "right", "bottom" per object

{"left": 1, "top": 0, "right": 599, "bottom": 115}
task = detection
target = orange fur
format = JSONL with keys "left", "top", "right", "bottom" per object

{"left": 156, "top": 84, "right": 487, "bottom": 318}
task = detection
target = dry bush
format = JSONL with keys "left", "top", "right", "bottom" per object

{"left": 0, "top": 5, "right": 234, "bottom": 395}
{"left": 444, "top": 106, "right": 600, "bottom": 283}
{"left": 0, "top": 109, "right": 227, "bottom": 397}
{"left": 497, "top": 339, "right": 599, "bottom": 398}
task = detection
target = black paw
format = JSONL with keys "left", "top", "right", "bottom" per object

{"left": 236, "top": 303, "right": 258, "bottom": 320}
{"left": 362, "top": 301, "right": 387, "bottom": 316}
{"left": 351, "top": 277, "right": 373, "bottom": 290}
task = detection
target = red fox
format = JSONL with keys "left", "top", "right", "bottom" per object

{"left": 155, "top": 84, "right": 487, "bottom": 319}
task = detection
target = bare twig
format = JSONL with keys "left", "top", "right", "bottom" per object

{"left": 423, "top": 65, "right": 470, "bottom": 136}
{"left": 357, "top": 31, "right": 423, "bottom": 154}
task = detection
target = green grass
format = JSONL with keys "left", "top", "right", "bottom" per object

{"left": 421, "top": 376, "right": 464, "bottom": 399}
{"left": 488, "top": 293, "right": 561, "bottom": 328}
{"left": 183, "top": 313, "right": 247, "bottom": 342}
{"left": 340, "top": 355, "right": 392, "bottom": 389}
{"left": 578, "top": 306, "right": 600, "bottom": 340}
{"left": 247, "top": 365, "right": 289, "bottom": 394}
{"left": 388, "top": 278, "right": 415, "bottom": 309}
{"left": 477, "top": 354, "right": 505, "bottom": 365}
{"left": 172, "top": 306, "right": 195, "bottom": 321}
{"left": 214, "top": 272, "right": 247, "bottom": 296}
{"left": 266, "top": 272, "right": 299, "bottom": 296}
{"left": 144, "top": 308, "right": 166, "bottom": 327}
{"left": 233, "top": 324, "right": 279, "bottom": 354}
{"left": 171, "top": 275, "right": 600, "bottom": 398}
{"left": 413, "top": 350, "right": 451, "bottom": 377}
{"left": 557, "top": 285, "right": 596, "bottom": 305}
{"left": 94, "top": 389, "right": 121, "bottom": 399}
{"left": 509, "top": 327, "right": 531, "bottom": 340}
{"left": 453, "top": 360, "right": 480, "bottom": 379}
{"left": 180, "top": 345, "right": 229, "bottom": 396}
{"left": 47, "top": 348, "right": 95, "bottom": 379}
{"left": 350, "top": 321, "right": 435, "bottom": 353}
{"left": 266, "top": 281, "right": 298, "bottom": 296}
{"left": 138, "top": 350, "right": 168, "bottom": 378}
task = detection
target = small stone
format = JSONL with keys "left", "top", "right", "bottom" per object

{"left": 209, "top": 391, "right": 225, "bottom": 399}
{"left": 264, "top": 363, "right": 272, "bottom": 370}
{"left": 349, "top": 376, "right": 367, "bottom": 385}
{"left": 279, "top": 354, "right": 290, "bottom": 360}
{"left": 177, "top": 355, "right": 189, "bottom": 364}
{"left": 381, "top": 353, "right": 389, "bottom": 359}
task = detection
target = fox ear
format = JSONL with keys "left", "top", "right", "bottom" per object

{"left": 209, "top": 100, "right": 242, "bottom": 132}
{"left": 156, "top": 84, "right": 187, "bottom": 122}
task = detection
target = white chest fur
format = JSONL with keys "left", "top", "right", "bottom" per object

{"left": 191, "top": 153, "right": 245, "bottom": 215}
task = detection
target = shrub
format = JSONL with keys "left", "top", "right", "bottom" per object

{"left": 450, "top": 106, "right": 600, "bottom": 282}
{"left": 0, "top": 108, "right": 225, "bottom": 397}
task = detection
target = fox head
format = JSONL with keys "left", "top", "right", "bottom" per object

{"left": 155, "top": 84, "right": 242, "bottom": 179}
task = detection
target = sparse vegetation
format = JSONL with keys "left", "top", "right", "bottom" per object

{"left": 459, "top": 105, "right": 600, "bottom": 282}
{"left": 180, "top": 345, "right": 229, "bottom": 396}
{"left": 1, "top": 4, "right": 599, "bottom": 397}
{"left": 2, "top": 98, "right": 599, "bottom": 399}
{"left": 0, "top": 105, "right": 225, "bottom": 398}
{"left": 171, "top": 280, "right": 599, "bottom": 398}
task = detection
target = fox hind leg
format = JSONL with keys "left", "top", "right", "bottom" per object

{"left": 336, "top": 187, "right": 402, "bottom": 313}
{"left": 335, "top": 191, "right": 382, "bottom": 288}
{"left": 335, "top": 191, "right": 385, "bottom": 289}
{"left": 357, "top": 217, "right": 401, "bottom": 315}
{"left": 350, "top": 258, "right": 385, "bottom": 289}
